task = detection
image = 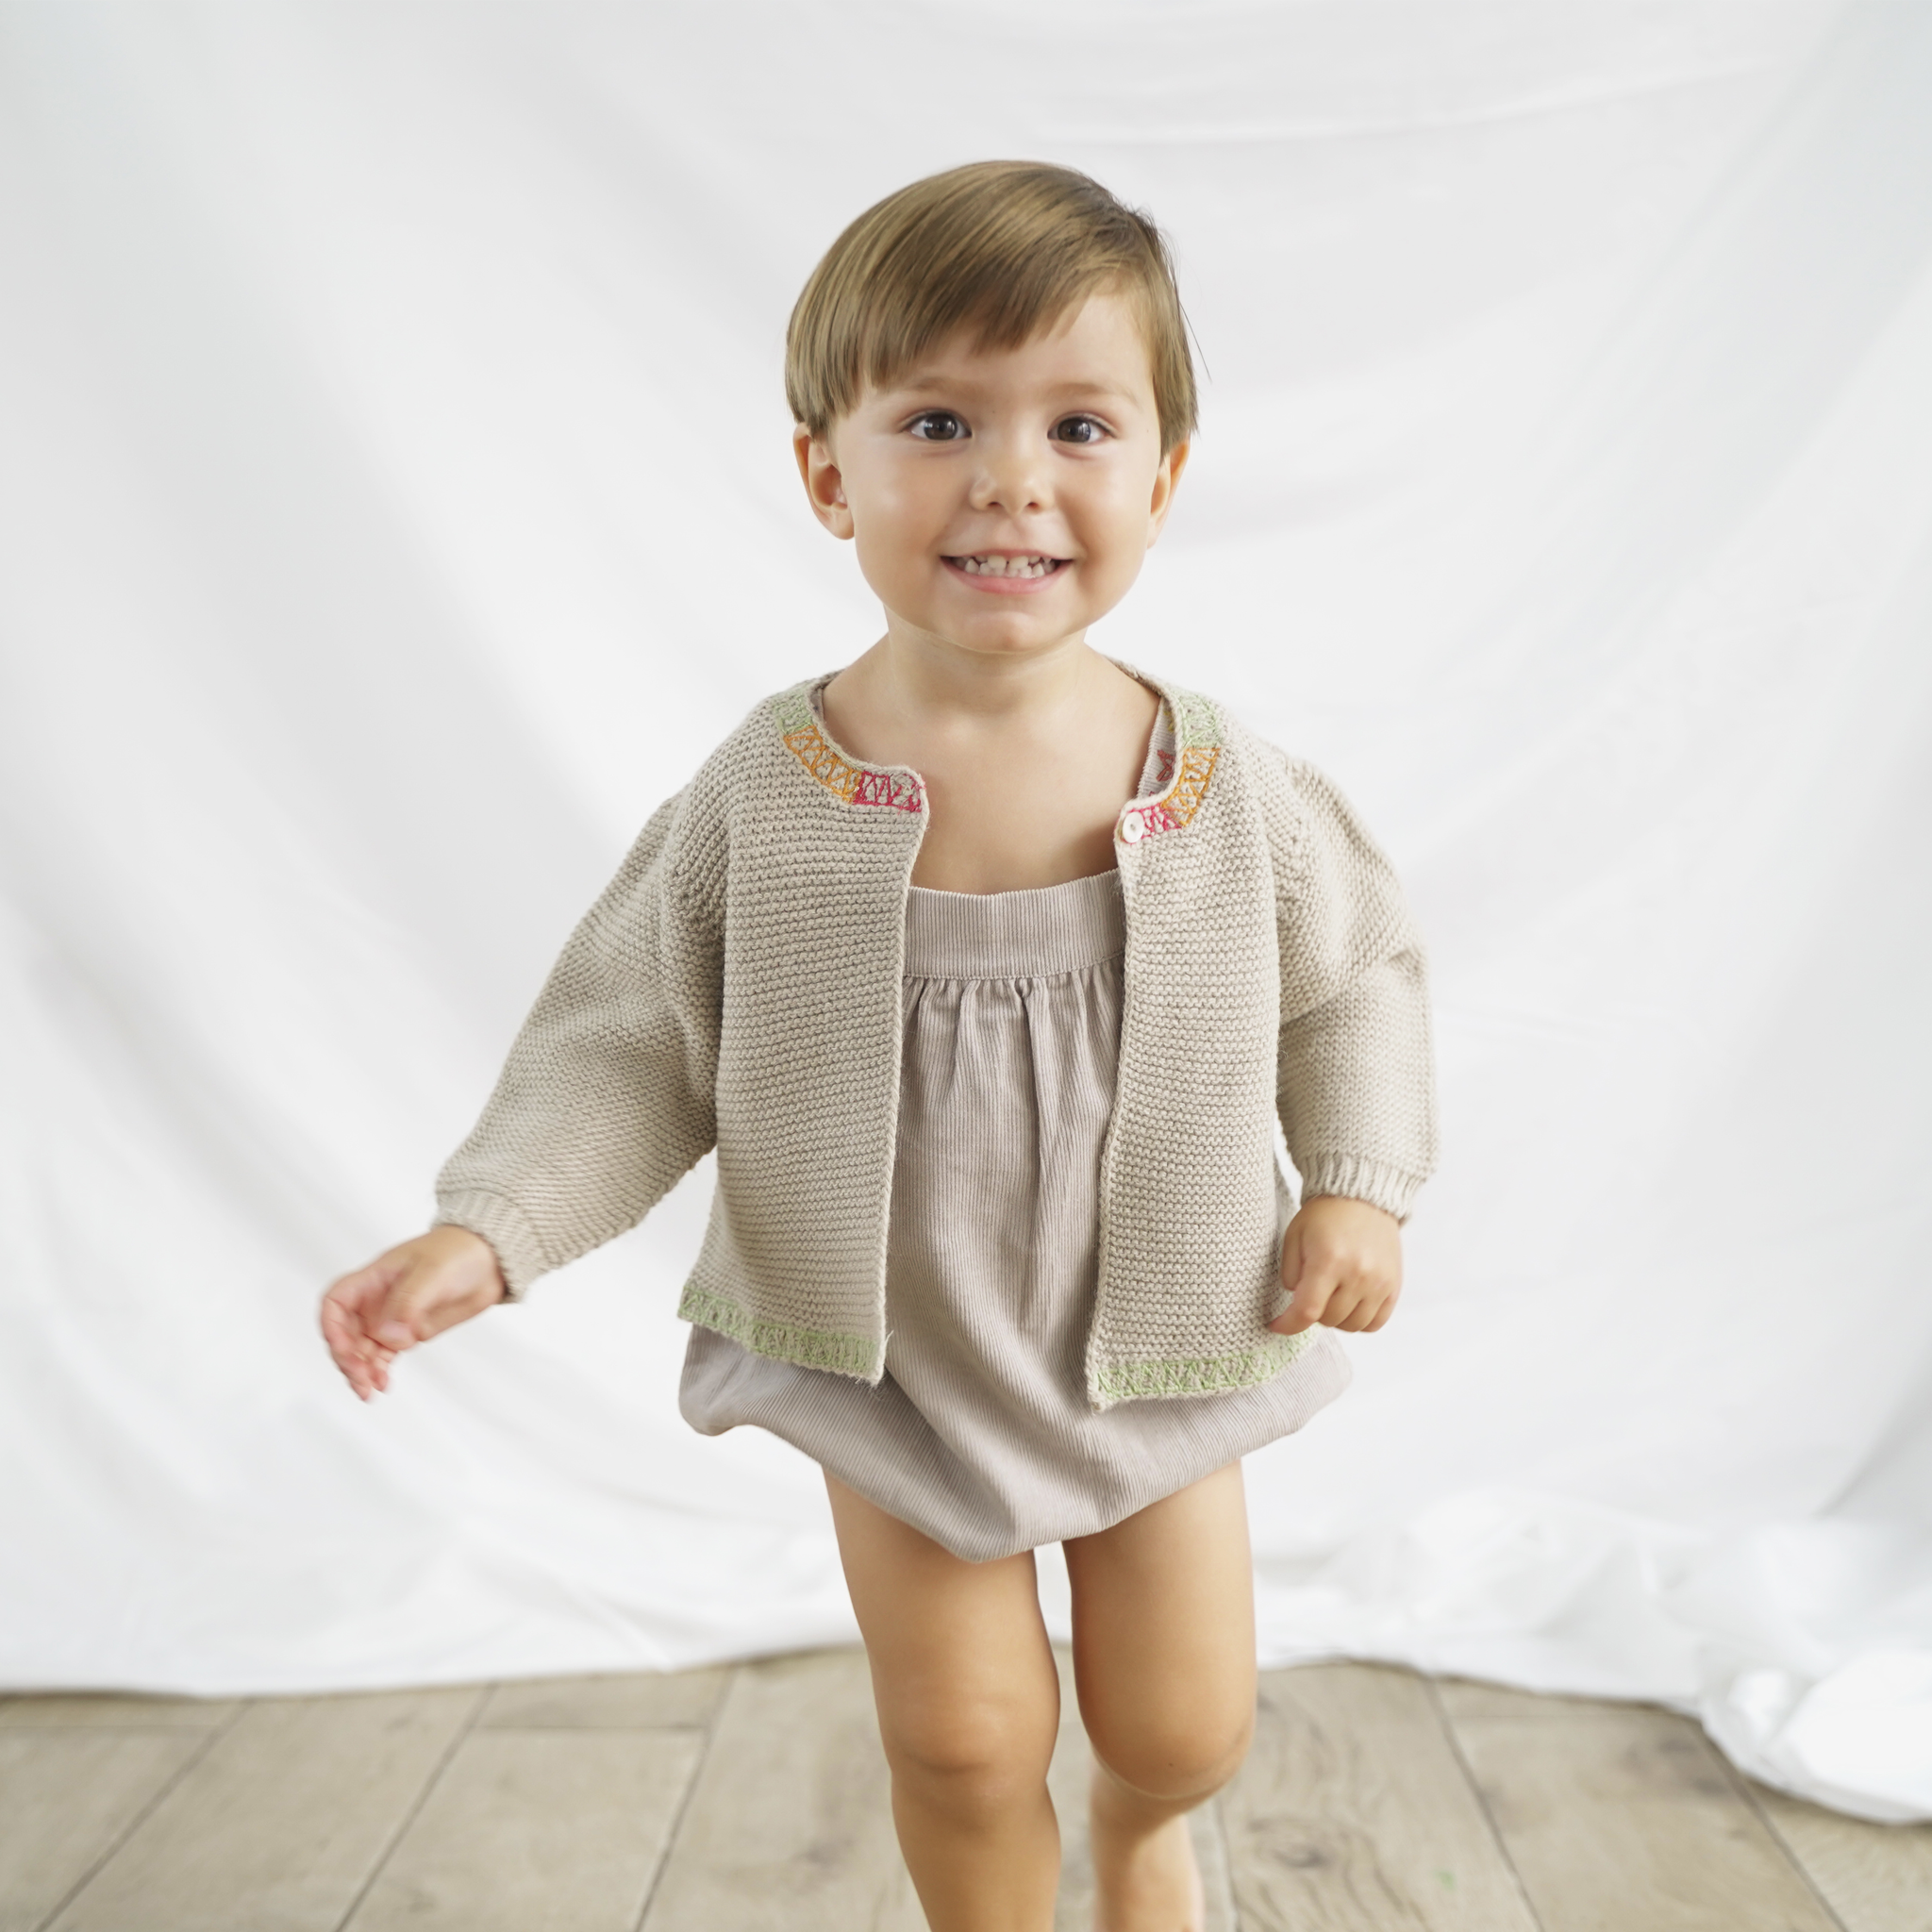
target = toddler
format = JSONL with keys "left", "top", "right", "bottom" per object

{"left": 322, "top": 160, "right": 1437, "bottom": 1932}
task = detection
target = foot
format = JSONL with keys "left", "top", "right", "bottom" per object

{"left": 1090, "top": 1809, "right": 1207, "bottom": 1932}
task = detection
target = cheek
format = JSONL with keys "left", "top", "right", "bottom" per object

{"left": 853, "top": 474, "right": 950, "bottom": 570}
{"left": 848, "top": 457, "right": 922, "bottom": 525}
{"left": 1077, "top": 469, "right": 1161, "bottom": 560}
{"left": 843, "top": 486, "right": 936, "bottom": 607}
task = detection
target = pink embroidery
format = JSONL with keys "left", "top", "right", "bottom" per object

{"left": 1118, "top": 745, "right": 1218, "bottom": 846}
{"left": 1153, "top": 748, "right": 1177, "bottom": 786}
{"left": 849, "top": 766, "right": 924, "bottom": 811}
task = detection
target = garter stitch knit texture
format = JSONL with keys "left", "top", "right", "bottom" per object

{"left": 433, "top": 667, "right": 1438, "bottom": 1411}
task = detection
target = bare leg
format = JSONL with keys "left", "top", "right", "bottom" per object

{"left": 1064, "top": 1462, "right": 1257, "bottom": 1932}
{"left": 824, "top": 1474, "right": 1062, "bottom": 1932}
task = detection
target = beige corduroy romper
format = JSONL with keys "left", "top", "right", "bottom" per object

{"left": 678, "top": 697, "right": 1352, "bottom": 1562}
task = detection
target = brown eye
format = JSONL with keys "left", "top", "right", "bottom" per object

{"left": 1054, "top": 415, "right": 1106, "bottom": 444}
{"left": 908, "top": 410, "right": 966, "bottom": 441}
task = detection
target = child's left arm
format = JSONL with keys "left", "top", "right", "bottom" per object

{"left": 1255, "top": 745, "right": 1439, "bottom": 1336}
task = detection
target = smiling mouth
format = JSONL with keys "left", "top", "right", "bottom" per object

{"left": 943, "top": 553, "right": 1068, "bottom": 579}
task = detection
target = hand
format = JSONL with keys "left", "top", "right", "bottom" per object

{"left": 1267, "top": 1196, "right": 1403, "bottom": 1337}
{"left": 320, "top": 1225, "right": 507, "bottom": 1401}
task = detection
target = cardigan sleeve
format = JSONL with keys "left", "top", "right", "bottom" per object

{"left": 1269, "top": 755, "right": 1439, "bottom": 1222}
{"left": 430, "top": 785, "right": 724, "bottom": 1298}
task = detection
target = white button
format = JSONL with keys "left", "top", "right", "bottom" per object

{"left": 1119, "top": 815, "right": 1144, "bottom": 845}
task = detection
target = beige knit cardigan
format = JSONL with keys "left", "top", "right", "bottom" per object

{"left": 434, "top": 670, "right": 1438, "bottom": 1410}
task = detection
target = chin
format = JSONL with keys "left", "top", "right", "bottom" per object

{"left": 957, "top": 621, "right": 1081, "bottom": 658}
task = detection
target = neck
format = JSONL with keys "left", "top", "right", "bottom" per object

{"left": 863, "top": 623, "right": 1100, "bottom": 728}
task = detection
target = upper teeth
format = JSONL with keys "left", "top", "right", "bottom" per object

{"left": 955, "top": 554, "right": 1057, "bottom": 578}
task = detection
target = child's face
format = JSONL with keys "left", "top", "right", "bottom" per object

{"left": 794, "top": 291, "right": 1187, "bottom": 661}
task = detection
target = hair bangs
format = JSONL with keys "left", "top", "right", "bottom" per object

{"left": 787, "top": 161, "right": 1197, "bottom": 453}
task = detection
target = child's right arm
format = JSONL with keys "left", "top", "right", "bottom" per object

{"left": 318, "top": 782, "right": 724, "bottom": 1400}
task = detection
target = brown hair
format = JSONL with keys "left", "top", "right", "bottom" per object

{"left": 786, "top": 160, "right": 1197, "bottom": 453}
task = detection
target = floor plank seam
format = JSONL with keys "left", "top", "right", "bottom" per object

{"left": 328, "top": 1682, "right": 491, "bottom": 1932}
{"left": 1423, "top": 1674, "right": 1548, "bottom": 1932}
{"left": 1728, "top": 1766, "right": 1855, "bottom": 1932}
{"left": 630, "top": 1662, "right": 740, "bottom": 1932}
{"left": 29, "top": 1695, "right": 251, "bottom": 1932}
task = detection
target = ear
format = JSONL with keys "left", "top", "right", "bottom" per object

{"left": 793, "top": 424, "right": 854, "bottom": 540}
{"left": 1145, "top": 440, "right": 1190, "bottom": 547}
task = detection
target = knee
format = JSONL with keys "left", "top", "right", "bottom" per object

{"left": 1087, "top": 1697, "right": 1254, "bottom": 1807}
{"left": 879, "top": 1689, "right": 1058, "bottom": 1821}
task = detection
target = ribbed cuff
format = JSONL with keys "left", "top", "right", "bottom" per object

{"left": 1295, "top": 1153, "right": 1426, "bottom": 1224}
{"left": 432, "top": 1188, "right": 550, "bottom": 1302}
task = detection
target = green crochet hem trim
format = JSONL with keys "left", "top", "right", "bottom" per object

{"left": 1091, "top": 1327, "right": 1312, "bottom": 1405}
{"left": 678, "top": 1281, "right": 882, "bottom": 1381}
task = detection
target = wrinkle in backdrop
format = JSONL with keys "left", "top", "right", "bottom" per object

{"left": 2, "top": 0, "right": 1929, "bottom": 1820}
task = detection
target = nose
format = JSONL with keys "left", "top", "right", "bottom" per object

{"left": 968, "top": 429, "right": 1050, "bottom": 515}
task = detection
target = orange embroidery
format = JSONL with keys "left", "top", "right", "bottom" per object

{"left": 1167, "top": 743, "right": 1217, "bottom": 822}
{"left": 1119, "top": 744, "right": 1219, "bottom": 845}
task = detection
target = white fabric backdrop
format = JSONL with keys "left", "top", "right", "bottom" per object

{"left": 3, "top": 0, "right": 1928, "bottom": 1821}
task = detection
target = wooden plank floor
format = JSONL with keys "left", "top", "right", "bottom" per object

{"left": 3, "top": 1659, "right": 1926, "bottom": 1932}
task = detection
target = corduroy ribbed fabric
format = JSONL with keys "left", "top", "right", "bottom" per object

{"left": 679, "top": 869, "right": 1352, "bottom": 1561}
{"left": 433, "top": 666, "right": 1437, "bottom": 1409}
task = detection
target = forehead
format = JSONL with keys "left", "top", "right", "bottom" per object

{"left": 874, "top": 291, "right": 1158, "bottom": 402}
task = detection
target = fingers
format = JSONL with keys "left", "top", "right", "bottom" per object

{"left": 1266, "top": 1197, "right": 1404, "bottom": 1337}
{"left": 1272, "top": 1264, "right": 1364, "bottom": 1334}
{"left": 320, "top": 1279, "right": 393, "bottom": 1402}
{"left": 1270, "top": 1266, "right": 1395, "bottom": 1335}
{"left": 320, "top": 1228, "right": 508, "bottom": 1402}
{"left": 1269, "top": 1222, "right": 1341, "bottom": 1335}
{"left": 320, "top": 1243, "right": 433, "bottom": 1401}
{"left": 1269, "top": 1261, "right": 1329, "bottom": 1336}
{"left": 1324, "top": 1281, "right": 1389, "bottom": 1333}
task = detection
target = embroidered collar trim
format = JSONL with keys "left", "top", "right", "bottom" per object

{"left": 773, "top": 684, "right": 925, "bottom": 814}
{"left": 1117, "top": 676, "right": 1222, "bottom": 847}
{"left": 769, "top": 668, "right": 1223, "bottom": 840}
